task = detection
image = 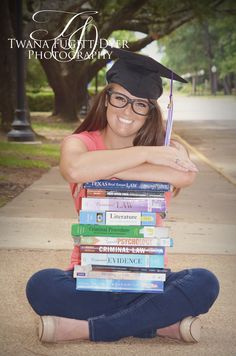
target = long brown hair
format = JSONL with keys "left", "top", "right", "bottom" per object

{"left": 74, "top": 84, "right": 179, "bottom": 195}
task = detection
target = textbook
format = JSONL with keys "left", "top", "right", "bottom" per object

{"left": 83, "top": 180, "right": 171, "bottom": 192}
{"left": 81, "top": 253, "right": 165, "bottom": 268}
{"left": 80, "top": 245, "right": 165, "bottom": 255}
{"left": 89, "top": 265, "right": 171, "bottom": 274}
{"left": 78, "top": 188, "right": 170, "bottom": 212}
{"left": 71, "top": 224, "right": 169, "bottom": 238}
{"left": 73, "top": 266, "right": 167, "bottom": 281}
{"left": 79, "top": 211, "right": 160, "bottom": 226}
{"left": 76, "top": 277, "right": 164, "bottom": 293}
{"left": 81, "top": 197, "right": 166, "bottom": 213}
{"left": 86, "top": 189, "right": 165, "bottom": 198}
{"left": 75, "top": 236, "right": 173, "bottom": 247}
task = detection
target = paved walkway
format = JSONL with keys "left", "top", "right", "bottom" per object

{"left": 0, "top": 117, "right": 236, "bottom": 355}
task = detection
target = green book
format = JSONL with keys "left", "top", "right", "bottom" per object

{"left": 71, "top": 224, "right": 169, "bottom": 238}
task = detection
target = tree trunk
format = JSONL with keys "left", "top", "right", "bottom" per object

{"left": 201, "top": 21, "right": 218, "bottom": 95}
{"left": 223, "top": 75, "right": 231, "bottom": 95}
{"left": 0, "top": 0, "right": 16, "bottom": 131}
{"left": 192, "top": 76, "right": 197, "bottom": 95}
{"left": 38, "top": 49, "right": 80, "bottom": 122}
{"left": 52, "top": 84, "right": 79, "bottom": 122}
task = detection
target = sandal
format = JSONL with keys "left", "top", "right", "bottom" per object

{"left": 39, "top": 316, "right": 57, "bottom": 343}
{"left": 179, "top": 316, "right": 201, "bottom": 343}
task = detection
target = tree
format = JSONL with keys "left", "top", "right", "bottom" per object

{"left": 0, "top": 0, "right": 230, "bottom": 129}
{"left": 26, "top": 57, "right": 48, "bottom": 92}
{"left": 0, "top": 0, "right": 17, "bottom": 131}
{"left": 160, "top": 1, "right": 236, "bottom": 95}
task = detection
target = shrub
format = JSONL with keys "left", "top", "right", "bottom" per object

{"left": 27, "top": 92, "right": 54, "bottom": 112}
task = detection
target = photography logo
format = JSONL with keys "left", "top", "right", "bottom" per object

{"left": 8, "top": 10, "right": 129, "bottom": 62}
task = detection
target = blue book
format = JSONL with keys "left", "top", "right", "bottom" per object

{"left": 76, "top": 277, "right": 164, "bottom": 293}
{"left": 81, "top": 253, "right": 165, "bottom": 268}
{"left": 83, "top": 180, "right": 170, "bottom": 192}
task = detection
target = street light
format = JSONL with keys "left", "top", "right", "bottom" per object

{"left": 7, "top": 0, "right": 35, "bottom": 142}
{"left": 211, "top": 65, "right": 217, "bottom": 73}
{"left": 211, "top": 65, "right": 217, "bottom": 95}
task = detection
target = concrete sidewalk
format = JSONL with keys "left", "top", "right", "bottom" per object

{"left": 0, "top": 120, "right": 236, "bottom": 355}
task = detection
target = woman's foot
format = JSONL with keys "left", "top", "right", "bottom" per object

{"left": 39, "top": 316, "right": 89, "bottom": 343}
{"left": 157, "top": 316, "right": 201, "bottom": 343}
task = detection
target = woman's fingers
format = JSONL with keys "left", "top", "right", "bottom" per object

{"left": 173, "top": 158, "right": 198, "bottom": 172}
{"left": 147, "top": 146, "right": 199, "bottom": 172}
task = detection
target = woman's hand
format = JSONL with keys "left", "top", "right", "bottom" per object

{"left": 145, "top": 146, "right": 198, "bottom": 172}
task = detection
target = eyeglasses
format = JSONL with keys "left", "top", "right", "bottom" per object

{"left": 106, "top": 90, "right": 154, "bottom": 116}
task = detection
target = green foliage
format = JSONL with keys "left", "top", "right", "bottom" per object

{"left": 160, "top": 21, "right": 206, "bottom": 74}
{"left": 212, "top": 16, "right": 236, "bottom": 78}
{"left": 110, "top": 30, "right": 137, "bottom": 43}
{"left": 89, "top": 68, "right": 107, "bottom": 94}
{"left": 26, "top": 58, "right": 48, "bottom": 92}
{"left": 160, "top": 13, "right": 236, "bottom": 82}
{"left": 27, "top": 92, "right": 54, "bottom": 111}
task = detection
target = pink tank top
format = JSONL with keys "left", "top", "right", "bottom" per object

{"left": 64, "top": 130, "right": 170, "bottom": 270}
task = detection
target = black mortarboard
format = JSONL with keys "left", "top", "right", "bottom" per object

{"left": 106, "top": 46, "right": 187, "bottom": 99}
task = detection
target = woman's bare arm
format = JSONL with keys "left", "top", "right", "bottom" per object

{"left": 114, "top": 163, "right": 196, "bottom": 188}
{"left": 60, "top": 137, "right": 198, "bottom": 184}
{"left": 60, "top": 138, "right": 146, "bottom": 183}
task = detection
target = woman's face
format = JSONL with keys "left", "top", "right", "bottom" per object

{"left": 105, "top": 84, "right": 149, "bottom": 138}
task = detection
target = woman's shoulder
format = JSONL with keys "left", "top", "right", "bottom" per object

{"left": 64, "top": 130, "right": 106, "bottom": 151}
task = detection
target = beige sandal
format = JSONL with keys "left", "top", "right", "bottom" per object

{"left": 39, "top": 316, "right": 57, "bottom": 343}
{"left": 179, "top": 316, "right": 201, "bottom": 343}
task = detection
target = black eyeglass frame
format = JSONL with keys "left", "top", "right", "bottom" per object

{"left": 106, "top": 89, "right": 155, "bottom": 116}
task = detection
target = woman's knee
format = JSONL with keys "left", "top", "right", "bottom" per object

{"left": 26, "top": 268, "right": 64, "bottom": 315}
{"left": 189, "top": 268, "right": 220, "bottom": 314}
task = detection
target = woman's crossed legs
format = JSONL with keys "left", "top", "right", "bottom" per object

{"left": 26, "top": 268, "right": 219, "bottom": 342}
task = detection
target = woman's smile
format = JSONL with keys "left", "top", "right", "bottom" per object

{"left": 117, "top": 116, "right": 134, "bottom": 125}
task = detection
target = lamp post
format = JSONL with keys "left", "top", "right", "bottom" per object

{"left": 211, "top": 65, "right": 217, "bottom": 96}
{"left": 7, "top": 0, "right": 35, "bottom": 142}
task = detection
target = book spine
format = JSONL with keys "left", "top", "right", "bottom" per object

{"left": 81, "top": 197, "right": 166, "bottom": 213}
{"left": 81, "top": 253, "right": 165, "bottom": 268}
{"left": 79, "top": 211, "right": 160, "bottom": 226}
{"left": 76, "top": 236, "right": 173, "bottom": 247}
{"left": 86, "top": 189, "right": 165, "bottom": 198}
{"left": 74, "top": 269, "right": 166, "bottom": 281}
{"left": 80, "top": 245, "right": 165, "bottom": 255}
{"left": 83, "top": 180, "right": 170, "bottom": 192}
{"left": 71, "top": 224, "right": 169, "bottom": 238}
{"left": 76, "top": 277, "right": 164, "bottom": 293}
{"left": 90, "top": 265, "right": 171, "bottom": 274}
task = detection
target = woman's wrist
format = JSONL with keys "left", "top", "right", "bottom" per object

{"left": 144, "top": 146, "right": 162, "bottom": 165}
{"left": 132, "top": 146, "right": 149, "bottom": 164}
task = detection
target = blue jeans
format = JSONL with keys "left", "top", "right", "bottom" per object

{"left": 26, "top": 268, "right": 219, "bottom": 342}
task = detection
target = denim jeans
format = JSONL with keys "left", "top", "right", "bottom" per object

{"left": 26, "top": 268, "right": 219, "bottom": 342}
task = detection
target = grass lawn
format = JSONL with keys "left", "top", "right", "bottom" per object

{"left": 0, "top": 141, "right": 60, "bottom": 207}
{"left": 0, "top": 141, "right": 60, "bottom": 169}
{"left": 0, "top": 114, "right": 78, "bottom": 207}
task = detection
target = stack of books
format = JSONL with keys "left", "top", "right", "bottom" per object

{"left": 71, "top": 179, "right": 173, "bottom": 293}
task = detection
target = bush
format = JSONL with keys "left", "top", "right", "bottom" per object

{"left": 27, "top": 92, "right": 54, "bottom": 112}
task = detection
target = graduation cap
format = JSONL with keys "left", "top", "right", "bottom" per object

{"left": 106, "top": 46, "right": 187, "bottom": 100}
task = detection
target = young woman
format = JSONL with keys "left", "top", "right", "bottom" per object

{"left": 26, "top": 47, "right": 219, "bottom": 343}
